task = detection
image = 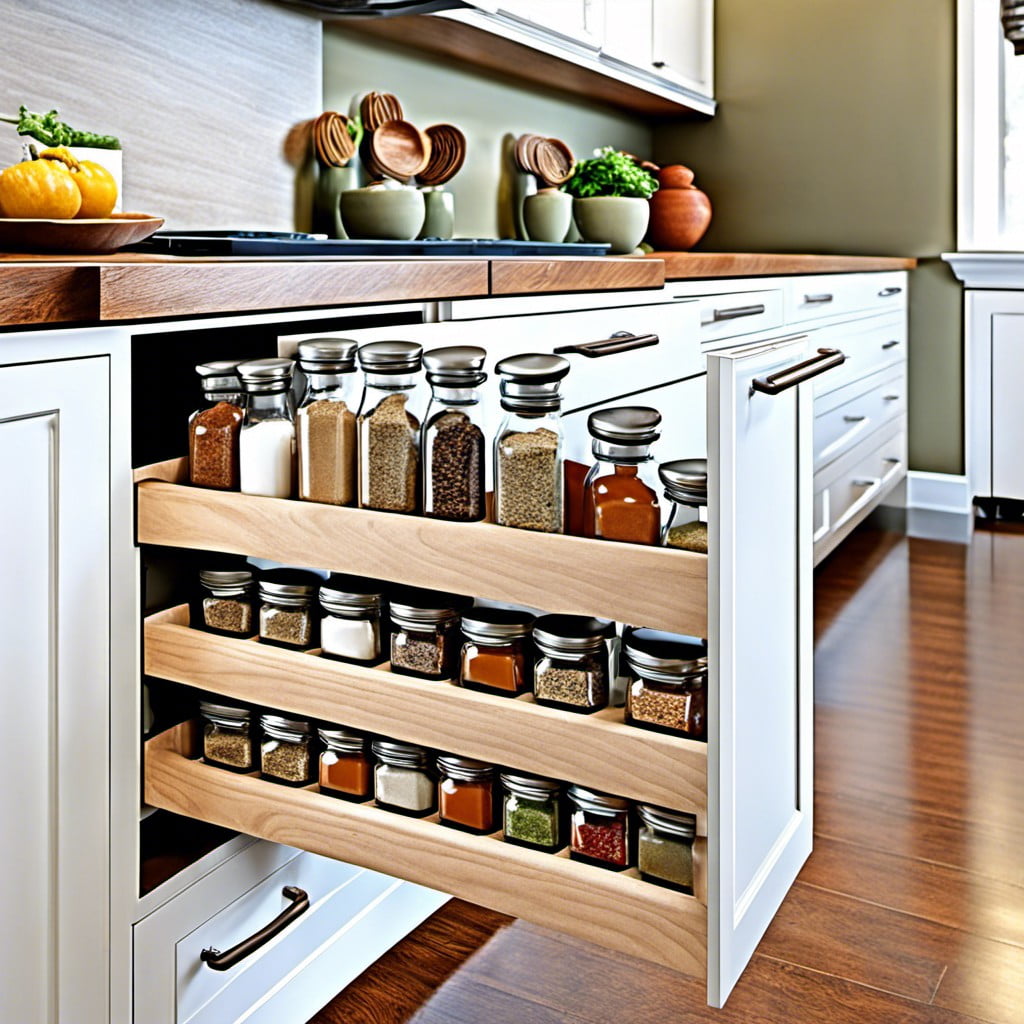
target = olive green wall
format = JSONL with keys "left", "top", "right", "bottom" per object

{"left": 654, "top": 0, "right": 962, "bottom": 475}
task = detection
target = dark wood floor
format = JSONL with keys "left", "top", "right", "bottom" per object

{"left": 309, "top": 523, "right": 1024, "bottom": 1024}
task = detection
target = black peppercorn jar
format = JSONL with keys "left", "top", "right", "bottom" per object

{"left": 637, "top": 804, "right": 698, "bottom": 894}
{"left": 422, "top": 346, "right": 488, "bottom": 522}
{"left": 500, "top": 771, "right": 563, "bottom": 852}
{"left": 389, "top": 588, "right": 468, "bottom": 680}
{"left": 260, "top": 714, "right": 316, "bottom": 786}
{"left": 659, "top": 459, "right": 708, "bottom": 554}
{"left": 567, "top": 785, "right": 633, "bottom": 870}
{"left": 623, "top": 628, "right": 708, "bottom": 739}
{"left": 459, "top": 607, "right": 535, "bottom": 697}
{"left": 194, "top": 568, "right": 257, "bottom": 639}
{"left": 257, "top": 569, "right": 320, "bottom": 650}
{"left": 532, "top": 614, "right": 613, "bottom": 714}
{"left": 200, "top": 700, "right": 256, "bottom": 773}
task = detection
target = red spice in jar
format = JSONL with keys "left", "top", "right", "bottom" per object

{"left": 319, "top": 750, "right": 372, "bottom": 800}
{"left": 439, "top": 778, "right": 496, "bottom": 833}
{"left": 190, "top": 401, "right": 243, "bottom": 489}
{"left": 573, "top": 821, "right": 628, "bottom": 867}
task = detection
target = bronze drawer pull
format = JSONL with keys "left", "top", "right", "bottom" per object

{"left": 750, "top": 347, "right": 846, "bottom": 397}
{"left": 553, "top": 331, "right": 659, "bottom": 357}
{"left": 200, "top": 885, "right": 311, "bottom": 971}
{"left": 878, "top": 286, "right": 903, "bottom": 297}
{"left": 884, "top": 394, "right": 900, "bottom": 401}
{"left": 803, "top": 293, "right": 834, "bottom": 304}
{"left": 882, "top": 340, "right": 901, "bottom": 350}
{"left": 712, "top": 303, "right": 766, "bottom": 322}
{"left": 843, "top": 414, "right": 867, "bottom": 423}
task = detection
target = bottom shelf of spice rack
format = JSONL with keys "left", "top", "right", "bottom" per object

{"left": 144, "top": 723, "right": 708, "bottom": 978}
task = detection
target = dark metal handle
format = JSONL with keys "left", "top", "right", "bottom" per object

{"left": 878, "top": 286, "right": 903, "bottom": 297}
{"left": 884, "top": 393, "right": 900, "bottom": 401}
{"left": 750, "top": 347, "right": 846, "bottom": 397}
{"left": 553, "top": 331, "right": 659, "bottom": 358}
{"left": 712, "top": 303, "right": 766, "bottom": 322}
{"left": 843, "top": 414, "right": 867, "bottom": 423}
{"left": 201, "top": 886, "right": 310, "bottom": 971}
{"left": 803, "top": 293, "right": 834, "bottom": 304}
{"left": 882, "top": 339, "right": 900, "bottom": 350}
{"left": 884, "top": 456, "right": 901, "bottom": 464}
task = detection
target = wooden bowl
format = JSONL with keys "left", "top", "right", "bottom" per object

{"left": 0, "top": 213, "right": 165, "bottom": 253}
{"left": 371, "top": 120, "right": 432, "bottom": 180}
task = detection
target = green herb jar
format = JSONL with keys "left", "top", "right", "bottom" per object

{"left": 500, "top": 771, "right": 562, "bottom": 851}
{"left": 637, "top": 804, "right": 697, "bottom": 894}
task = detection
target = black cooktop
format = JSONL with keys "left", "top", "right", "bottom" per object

{"left": 129, "top": 231, "right": 611, "bottom": 258}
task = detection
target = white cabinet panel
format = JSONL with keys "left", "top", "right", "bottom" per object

{"left": 992, "top": 314, "right": 1024, "bottom": 499}
{"left": 652, "top": 0, "right": 714, "bottom": 97}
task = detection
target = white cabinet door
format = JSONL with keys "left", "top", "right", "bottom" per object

{"left": 706, "top": 335, "right": 815, "bottom": 1005}
{"left": 601, "top": 0, "right": 653, "bottom": 69}
{"left": 496, "top": 0, "right": 603, "bottom": 48}
{"left": 991, "top": 313, "right": 1024, "bottom": 499}
{"left": 652, "top": 0, "right": 714, "bottom": 97}
{"left": 0, "top": 356, "right": 110, "bottom": 1024}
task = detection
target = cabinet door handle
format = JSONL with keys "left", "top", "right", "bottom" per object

{"left": 803, "top": 293, "right": 834, "bottom": 304}
{"left": 878, "top": 286, "right": 903, "bottom": 297}
{"left": 553, "top": 331, "right": 659, "bottom": 357}
{"left": 843, "top": 414, "right": 867, "bottom": 423}
{"left": 882, "top": 340, "right": 901, "bottom": 350}
{"left": 884, "top": 394, "right": 900, "bottom": 401}
{"left": 884, "top": 456, "right": 901, "bottom": 464}
{"left": 712, "top": 303, "right": 766, "bottom": 321}
{"left": 750, "top": 347, "right": 846, "bottom": 396}
{"left": 201, "top": 886, "right": 310, "bottom": 971}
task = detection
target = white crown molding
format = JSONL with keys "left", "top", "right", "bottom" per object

{"left": 942, "top": 251, "right": 1024, "bottom": 288}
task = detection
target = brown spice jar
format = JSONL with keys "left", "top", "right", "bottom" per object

{"left": 363, "top": 393, "right": 420, "bottom": 512}
{"left": 297, "top": 399, "right": 357, "bottom": 505}
{"left": 319, "top": 750, "right": 372, "bottom": 800}
{"left": 461, "top": 647, "right": 528, "bottom": 694}
{"left": 190, "top": 401, "right": 243, "bottom": 489}
{"left": 583, "top": 465, "right": 660, "bottom": 544}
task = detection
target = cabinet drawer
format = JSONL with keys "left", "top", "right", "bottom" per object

{"left": 812, "top": 313, "right": 906, "bottom": 397}
{"left": 787, "top": 271, "right": 906, "bottom": 325}
{"left": 693, "top": 288, "right": 784, "bottom": 346}
{"left": 813, "top": 367, "right": 906, "bottom": 471}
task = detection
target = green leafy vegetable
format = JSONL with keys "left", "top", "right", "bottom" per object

{"left": 347, "top": 113, "right": 363, "bottom": 151}
{"left": 0, "top": 106, "right": 121, "bottom": 150}
{"left": 564, "top": 146, "right": 658, "bottom": 199}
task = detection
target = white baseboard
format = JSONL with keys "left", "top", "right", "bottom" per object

{"left": 905, "top": 471, "right": 973, "bottom": 515}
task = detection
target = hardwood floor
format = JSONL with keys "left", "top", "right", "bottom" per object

{"left": 309, "top": 523, "right": 1024, "bottom": 1024}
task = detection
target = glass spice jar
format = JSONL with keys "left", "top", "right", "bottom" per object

{"left": 493, "top": 354, "right": 570, "bottom": 533}
{"left": 318, "top": 726, "right": 373, "bottom": 801}
{"left": 623, "top": 628, "right": 708, "bottom": 739}
{"left": 200, "top": 700, "right": 256, "bottom": 773}
{"left": 356, "top": 341, "right": 425, "bottom": 513}
{"left": 500, "top": 771, "right": 563, "bottom": 852}
{"left": 567, "top": 785, "right": 633, "bottom": 870}
{"left": 372, "top": 739, "right": 436, "bottom": 817}
{"left": 258, "top": 570, "right": 320, "bottom": 650}
{"left": 238, "top": 358, "right": 297, "bottom": 498}
{"left": 195, "top": 567, "right": 257, "bottom": 638}
{"left": 659, "top": 459, "right": 708, "bottom": 554}
{"left": 389, "top": 589, "right": 466, "bottom": 680}
{"left": 532, "top": 614, "right": 613, "bottom": 714}
{"left": 260, "top": 714, "right": 316, "bottom": 786}
{"left": 437, "top": 755, "right": 499, "bottom": 834}
{"left": 189, "top": 360, "right": 244, "bottom": 490}
{"left": 637, "top": 804, "right": 697, "bottom": 894}
{"left": 319, "top": 575, "right": 387, "bottom": 665}
{"left": 582, "top": 406, "right": 662, "bottom": 545}
{"left": 296, "top": 338, "right": 359, "bottom": 506}
{"left": 422, "top": 346, "right": 488, "bottom": 521}
{"left": 459, "top": 607, "right": 534, "bottom": 697}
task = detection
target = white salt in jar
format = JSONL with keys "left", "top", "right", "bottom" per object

{"left": 318, "top": 575, "right": 387, "bottom": 665}
{"left": 238, "top": 358, "right": 296, "bottom": 498}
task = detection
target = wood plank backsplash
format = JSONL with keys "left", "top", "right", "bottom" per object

{"left": 0, "top": 0, "right": 321, "bottom": 231}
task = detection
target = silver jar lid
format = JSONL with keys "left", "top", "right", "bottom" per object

{"left": 260, "top": 714, "right": 311, "bottom": 740}
{"left": 532, "top": 614, "right": 612, "bottom": 657}
{"left": 636, "top": 804, "right": 697, "bottom": 839}
{"left": 237, "top": 358, "right": 295, "bottom": 393}
{"left": 460, "top": 607, "right": 534, "bottom": 643}
{"left": 436, "top": 754, "right": 496, "bottom": 782}
{"left": 500, "top": 770, "right": 561, "bottom": 801}
{"left": 357, "top": 340, "right": 423, "bottom": 374}
{"left": 259, "top": 570, "right": 319, "bottom": 608}
{"left": 318, "top": 726, "right": 367, "bottom": 752}
{"left": 296, "top": 338, "right": 358, "bottom": 373}
{"left": 423, "top": 346, "right": 487, "bottom": 387}
{"left": 566, "top": 784, "right": 630, "bottom": 813}
{"left": 624, "top": 628, "right": 708, "bottom": 683}
{"left": 587, "top": 406, "right": 662, "bottom": 445}
{"left": 319, "top": 575, "right": 386, "bottom": 615}
{"left": 199, "top": 699, "right": 251, "bottom": 724}
{"left": 659, "top": 459, "right": 708, "bottom": 504}
{"left": 372, "top": 738, "right": 431, "bottom": 768}
{"left": 495, "top": 354, "right": 570, "bottom": 412}
{"left": 389, "top": 588, "right": 467, "bottom": 628}
{"left": 196, "top": 359, "right": 243, "bottom": 392}
{"left": 199, "top": 569, "right": 253, "bottom": 589}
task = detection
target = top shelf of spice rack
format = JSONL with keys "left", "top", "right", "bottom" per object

{"left": 135, "top": 459, "right": 708, "bottom": 637}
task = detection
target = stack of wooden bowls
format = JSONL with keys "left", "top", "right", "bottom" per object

{"left": 514, "top": 133, "right": 575, "bottom": 188}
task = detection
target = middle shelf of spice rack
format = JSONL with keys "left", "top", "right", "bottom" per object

{"left": 144, "top": 604, "right": 708, "bottom": 824}
{"left": 134, "top": 458, "right": 708, "bottom": 637}
{"left": 144, "top": 722, "right": 707, "bottom": 977}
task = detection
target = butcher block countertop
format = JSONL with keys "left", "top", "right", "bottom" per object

{"left": 0, "top": 251, "right": 917, "bottom": 328}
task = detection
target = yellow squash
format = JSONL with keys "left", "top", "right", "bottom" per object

{"left": 40, "top": 147, "right": 117, "bottom": 218}
{"left": 0, "top": 153, "right": 81, "bottom": 218}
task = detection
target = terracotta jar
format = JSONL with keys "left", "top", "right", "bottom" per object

{"left": 646, "top": 165, "right": 712, "bottom": 251}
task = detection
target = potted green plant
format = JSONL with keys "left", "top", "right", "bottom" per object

{"left": 564, "top": 147, "right": 659, "bottom": 254}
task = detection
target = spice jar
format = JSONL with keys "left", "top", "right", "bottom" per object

{"left": 188, "top": 360, "right": 244, "bottom": 490}
{"left": 637, "top": 804, "right": 697, "bottom": 894}
{"left": 296, "top": 338, "right": 359, "bottom": 506}
{"left": 319, "top": 575, "right": 387, "bottom": 665}
{"left": 459, "top": 607, "right": 534, "bottom": 697}
{"left": 501, "top": 771, "right": 563, "bottom": 851}
{"left": 582, "top": 406, "right": 662, "bottom": 545}
{"left": 532, "top": 614, "right": 613, "bottom": 714}
{"left": 200, "top": 700, "right": 256, "bottom": 773}
{"left": 660, "top": 459, "right": 708, "bottom": 554}
{"left": 195, "top": 567, "right": 256, "bottom": 638}
{"left": 318, "top": 726, "right": 373, "bottom": 801}
{"left": 437, "top": 754, "right": 499, "bottom": 834}
{"left": 258, "top": 569, "right": 320, "bottom": 650}
{"left": 260, "top": 714, "right": 316, "bottom": 786}
{"left": 238, "top": 358, "right": 296, "bottom": 498}
{"left": 372, "top": 739, "right": 436, "bottom": 817}
{"left": 356, "top": 341, "right": 424, "bottom": 513}
{"left": 494, "top": 354, "right": 570, "bottom": 533}
{"left": 422, "top": 346, "right": 487, "bottom": 521}
{"left": 389, "top": 589, "right": 466, "bottom": 680}
{"left": 623, "top": 628, "right": 708, "bottom": 739}
{"left": 567, "top": 785, "right": 633, "bottom": 870}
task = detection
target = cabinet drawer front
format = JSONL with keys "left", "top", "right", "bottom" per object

{"left": 786, "top": 271, "right": 907, "bottom": 325}
{"left": 693, "top": 288, "right": 784, "bottom": 346}
{"left": 813, "top": 368, "right": 906, "bottom": 471}
{"left": 812, "top": 313, "right": 906, "bottom": 397}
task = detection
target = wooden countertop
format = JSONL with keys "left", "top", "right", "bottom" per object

{"left": 0, "top": 251, "right": 916, "bottom": 328}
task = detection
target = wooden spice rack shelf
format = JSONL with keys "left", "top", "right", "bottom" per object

{"left": 144, "top": 722, "right": 708, "bottom": 977}
{"left": 144, "top": 605, "right": 708, "bottom": 823}
{"left": 135, "top": 459, "right": 708, "bottom": 637}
